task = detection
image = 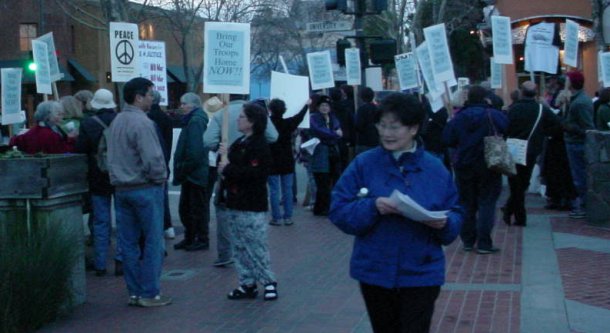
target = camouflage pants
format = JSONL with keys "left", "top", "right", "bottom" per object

{"left": 226, "top": 209, "right": 276, "bottom": 286}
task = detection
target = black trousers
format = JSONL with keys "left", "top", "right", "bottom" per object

{"left": 162, "top": 183, "right": 172, "bottom": 230}
{"left": 505, "top": 162, "right": 536, "bottom": 225}
{"left": 360, "top": 283, "right": 440, "bottom": 333}
{"left": 179, "top": 181, "right": 208, "bottom": 243}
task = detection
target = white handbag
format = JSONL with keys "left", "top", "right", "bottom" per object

{"left": 507, "top": 104, "right": 543, "bottom": 166}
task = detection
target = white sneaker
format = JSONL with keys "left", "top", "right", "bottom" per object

{"left": 164, "top": 227, "right": 176, "bottom": 239}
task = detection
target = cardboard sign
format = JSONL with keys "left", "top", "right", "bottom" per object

{"left": 1, "top": 68, "right": 23, "bottom": 125}
{"left": 490, "top": 57, "right": 503, "bottom": 89}
{"left": 109, "top": 22, "right": 140, "bottom": 82}
{"left": 395, "top": 52, "right": 419, "bottom": 90}
{"left": 491, "top": 16, "right": 514, "bottom": 64}
{"left": 36, "top": 32, "right": 62, "bottom": 82}
{"left": 270, "top": 71, "right": 310, "bottom": 128}
{"left": 307, "top": 51, "right": 334, "bottom": 90}
{"left": 31, "top": 40, "right": 52, "bottom": 95}
{"left": 203, "top": 22, "right": 251, "bottom": 94}
{"left": 345, "top": 48, "right": 361, "bottom": 86}
{"left": 423, "top": 23, "right": 455, "bottom": 83}
{"left": 139, "top": 40, "right": 168, "bottom": 106}
{"left": 564, "top": 19, "right": 580, "bottom": 68}
{"left": 600, "top": 52, "right": 610, "bottom": 88}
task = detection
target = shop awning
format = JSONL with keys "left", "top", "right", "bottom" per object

{"left": 68, "top": 58, "right": 97, "bottom": 82}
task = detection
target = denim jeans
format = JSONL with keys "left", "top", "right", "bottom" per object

{"left": 456, "top": 167, "right": 502, "bottom": 250}
{"left": 268, "top": 174, "right": 294, "bottom": 220}
{"left": 115, "top": 185, "right": 164, "bottom": 298}
{"left": 565, "top": 142, "right": 586, "bottom": 211}
{"left": 92, "top": 194, "right": 122, "bottom": 270}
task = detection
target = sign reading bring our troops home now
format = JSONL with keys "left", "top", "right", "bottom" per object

{"left": 110, "top": 22, "right": 140, "bottom": 82}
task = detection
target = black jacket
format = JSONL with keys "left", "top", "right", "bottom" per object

{"left": 75, "top": 108, "right": 116, "bottom": 195}
{"left": 355, "top": 102, "right": 379, "bottom": 147}
{"left": 148, "top": 104, "right": 173, "bottom": 165}
{"left": 221, "top": 134, "right": 271, "bottom": 212}
{"left": 269, "top": 105, "right": 308, "bottom": 175}
{"left": 506, "top": 98, "right": 560, "bottom": 160}
{"left": 332, "top": 100, "right": 355, "bottom": 146}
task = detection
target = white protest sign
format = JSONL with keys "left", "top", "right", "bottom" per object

{"left": 365, "top": 67, "right": 383, "bottom": 91}
{"left": 270, "top": 71, "right": 310, "bottom": 128}
{"left": 491, "top": 16, "right": 514, "bottom": 64}
{"left": 1, "top": 68, "right": 23, "bottom": 125}
{"left": 490, "top": 58, "right": 503, "bottom": 89}
{"left": 307, "top": 51, "right": 334, "bottom": 90}
{"left": 416, "top": 42, "right": 442, "bottom": 98}
{"left": 203, "top": 22, "right": 251, "bottom": 94}
{"left": 457, "top": 77, "right": 470, "bottom": 91}
{"left": 524, "top": 22, "right": 558, "bottom": 74}
{"left": 423, "top": 23, "right": 455, "bottom": 83}
{"left": 109, "top": 22, "right": 139, "bottom": 82}
{"left": 395, "top": 52, "right": 419, "bottom": 90}
{"left": 31, "top": 40, "right": 52, "bottom": 95}
{"left": 600, "top": 52, "right": 610, "bottom": 88}
{"left": 36, "top": 32, "right": 62, "bottom": 82}
{"left": 427, "top": 93, "right": 444, "bottom": 113}
{"left": 345, "top": 48, "right": 361, "bottom": 86}
{"left": 564, "top": 19, "right": 580, "bottom": 68}
{"left": 139, "top": 40, "right": 168, "bottom": 106}
{"left": 599, "top": 51, "right": 604, "bottom": 83}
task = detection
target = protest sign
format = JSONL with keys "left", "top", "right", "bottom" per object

{"left": 600, "top": 52, "right": 610, "bottom": 88}
{"left": 491, "top": 16, "right": 513, "bottom": 64}
{"left": 1, "top": 68, "right": 23, "bottom": 125}
{"left": 490, "top": 58, "right": 503, "bottom": 89}
{"left": 203, "top": 22, "right": 251, "bottom": 94}
{"left": 524, "top": 22, "right": 558, "bottom": 74}
{"left": 395, "top": 52, "right": 419, "bottom": 90}
{"left": 307, "top": 51, "right": 334, "bottom": 90}
{"left": 109, "top": 22, "right": 140, "bottom": 82}
{"left": 36, "top": 32, "right": 61, "bottom": 82}
{"left": 564, "top": 19, "right": 580, "bottom": 68}
{"left": 345, "top": 48, "right": 361, "bottom": 86}
{"left": 31, "top": 40, "right": 52, "bottom": 95}
{"left": 416, "top": 42, "right": 442, "bottom": 98}
{"left": 139, "top": 40, "right": 168, "bottom": 106}
{"left": 365, "top": 67, "right": 383, "bottom": 91}
{"left": 599, "top": 51, "right": 604, "bottom": 83}
{"left": 270, "top": 71, "right": 310, "bottom": 128}
{"left": 427, "top": 93, "right": 445, "bottom": 113}
{"left": 457, "top": 77, "right": 470, "bottom": 91}
{"left": 423, "top": 23, "right": 455, "bottom": 83}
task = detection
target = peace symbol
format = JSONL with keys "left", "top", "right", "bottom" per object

{"left": 115, "top": 40, "right": 134, "bottom": 65}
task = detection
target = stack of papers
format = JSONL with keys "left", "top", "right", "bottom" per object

{"left": 389, "top": 190, "right": 448, "bottom": 222}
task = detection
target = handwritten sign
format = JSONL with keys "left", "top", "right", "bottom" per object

{"left": 490, "top": 57, "right": 503, "bottom": 89}
{"left": 345, "top": 48, "right": 361, "bottom": 86}
{"left": 31, "top": 40, "right": 52, "bottom": 95}
{"left": 270, "top": 71, "right": 310, "bottom": 128}
{"left": 1, "top": 68, "right": 23, "bottom": 125}
{"left": 139, "top": 40, "right": 168, "bottom": 106}
{"left": 564, "top": 19, "right": 580, "bottom": 68}
{"left": 423, "top": 23, "right": 455, "bottom": 83}
{"left": 307, "top": 51, "right": 334, "bottom": 90}
{"left": 491, "top": 16, "right": 513, "bottom": 64}
{"left": 203, "top": 22, "right": 250, "bottom": 94}
{"left": 395, "top": 52, "right": 419, "bottom": 90}
{"left": 36, "top": 32, "right": 62, "bottom": 82}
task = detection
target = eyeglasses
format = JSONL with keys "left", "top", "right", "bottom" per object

{"left": 375, "top": 123, "right": 405, "bottom": 133}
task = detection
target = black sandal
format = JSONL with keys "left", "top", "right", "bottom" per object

{"left": 227, "top": 284, "right": 258, "bottom": 300}
{"left": 263, "top": 282, "right": 278, "bottom": 301}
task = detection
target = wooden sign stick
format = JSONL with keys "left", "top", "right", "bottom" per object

{"left": 220, "top": 93, "right": 230, "bottom": 163}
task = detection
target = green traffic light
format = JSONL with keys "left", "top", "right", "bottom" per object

{"left": 28, "top": 62, "right": 37, "bottom": 71}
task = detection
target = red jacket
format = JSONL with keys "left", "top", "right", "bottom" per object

{"left": 9, "top": 125, "right": 75, "bottom": 154}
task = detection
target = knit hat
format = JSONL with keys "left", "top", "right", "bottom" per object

{"left": 566, "top": 71, "right": 584, "bottom": 90}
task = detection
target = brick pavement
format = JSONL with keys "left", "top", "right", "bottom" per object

{"left": 39, "top": 190, "right": 610, "bottom": 333}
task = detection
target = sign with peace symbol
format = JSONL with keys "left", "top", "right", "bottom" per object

{"left": 116, "top": 40, "right": 134, "bottom": 65}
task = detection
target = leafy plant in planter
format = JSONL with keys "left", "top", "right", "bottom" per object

{"left": 0, "top": 218, "right": 79, "bottom": 333}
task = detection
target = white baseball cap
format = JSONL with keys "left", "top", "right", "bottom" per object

{"left": 90, "top": 89, "right": 117, "bottom": 110}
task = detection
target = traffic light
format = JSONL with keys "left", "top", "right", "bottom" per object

{"left": 26, "top": 51, "right": 36, "bottom": 72}
{"left": 325, "top": 0, "right": 348, "bottom": 12}
{"left": 369, "top": 39, "right": 396, "bottom": 64}
{"left": 336, "top": 39, "right": 351, "bottom": 66}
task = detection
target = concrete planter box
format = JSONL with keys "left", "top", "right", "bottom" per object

{"left": 585, "top": 131, "right": 610, "bottom": 227}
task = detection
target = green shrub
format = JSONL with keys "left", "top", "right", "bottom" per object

{"left": 0, "top": 219, "right": 79, "bottom": 333}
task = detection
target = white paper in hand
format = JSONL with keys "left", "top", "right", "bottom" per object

{"left": 389, "top": 190, "right": 448, "bottom": 222}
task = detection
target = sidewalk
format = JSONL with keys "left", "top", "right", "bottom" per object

{"left": 40, "top": 190, "right": 610, "bottom": 333}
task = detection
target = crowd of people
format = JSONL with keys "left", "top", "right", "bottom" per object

{"left": 4, "top": 69, "right": 604, "bottom": 332}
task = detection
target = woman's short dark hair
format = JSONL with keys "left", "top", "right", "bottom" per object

{"left": 375, "top": 93, "right": 426, "bottom": 130}
{"left": 268, "top": 98, "right": 286, "bottom": 117}
{"left": 360, "top": 87, "right": 375, "bottom": 103}
{"left": 243, "top": 102, "right": 268, "bottom": 135}
{"left": 467, "top": 85, "right": 488, "bottom": 104}
{"left": 329, "top": 88, "right": 343, "bottom": 102}
{"left": 123, "top": 77, "right": 154, "bottom": 104}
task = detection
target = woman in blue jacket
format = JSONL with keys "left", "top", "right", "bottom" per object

{"left": 330, "top": 93, "right": 463, "bottom": 333}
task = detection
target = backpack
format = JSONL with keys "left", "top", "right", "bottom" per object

{"left": 91, "top": 116, "right": 111, "bottom": 173}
